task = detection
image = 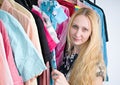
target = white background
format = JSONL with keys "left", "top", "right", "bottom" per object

{"left": 94, "top": 0, "right": 120, "bottom": 85}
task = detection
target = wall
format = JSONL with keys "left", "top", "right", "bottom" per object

{"left": 96, "top": 0, "right": 120, "bottom": 85}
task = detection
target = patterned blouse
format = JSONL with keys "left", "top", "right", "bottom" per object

{"left": 59, "top": 53, "right": 78, "bottom": 77}
{"left": 59, "top": 52, "right": 105, "bottom": 81}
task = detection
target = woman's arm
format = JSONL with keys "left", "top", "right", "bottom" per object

{"left": 93, "top": 76, "right": 103, "bottom": 85}
{"left": 94, "top": 61, "right": 106, "bottom": 85}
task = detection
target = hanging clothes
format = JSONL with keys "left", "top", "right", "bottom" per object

{"left": 32, "top": 5, "right": 59, "bottom": 44}
{"left": 0, "top": 0, "right": 47, "bottom": 84}
{"left": 40, "top": 0, "right": 68, "bottom": 29}
{"left": 55, "top": 5, "right": 70, "bottom": 68}
{"left": 0, "top": 22, "right": 13, "bottom": 85}
{"left": 14, "top": 0, "right": 53, "bottom": 64}
{"left": 0, "top": 0, "right": 43, "bottom": 58}
{"left": 0, "top": 20, "right": 23, "bottom": 85}
{"left": 0, "top": 10, "right": 47, "bottom": 82}
{"left": 14, "top": 1, "right": 54, "bottom": 84}
{"left": 31, "top": 11, "right": 52, "bottom": 85}
{"left": 32, "top": 7, "right": 57, "bottom": 52}
{"left": 57, "top": 0, "right": 75, "bottom": 16}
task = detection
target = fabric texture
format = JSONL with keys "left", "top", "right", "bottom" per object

{"left": 0, "top": 10, "right": 46, "bottom": 82}
{"left": 0, "top": 33, "right": 13, "bottom": 85}
{"left": 55, "top": 5, "right": 70, "bottom": 68}
{"left": 0, "top": 20, "right": 23, "bottom": 85}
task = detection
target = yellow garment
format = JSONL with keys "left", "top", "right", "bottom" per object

{"left": 75, "top": 5, "right": 81, "bottom": 9}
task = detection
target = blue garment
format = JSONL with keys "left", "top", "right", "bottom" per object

{"left": 0, "top": 10, "right": 46, "bottom": 82}
{"left": 50, "top": 50, "right": 57, "bottom": 85}
{"left": 40, "top": 0, "right": 68, "bottom": 29}
{"left": 84, "top": 1, "right": 108, "bottom": 81}
{"left": 51, "top": 50, "right": 57, "bottom": 69}
{"left": 84, "top": 1, "right": 108, "bottom": 67}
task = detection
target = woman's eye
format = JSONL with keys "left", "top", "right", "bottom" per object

{"left": 82, "top": 27, "right": 88, "bottom": 32}
{"left": 72, "top": 24, "right": 79, "bottom": 29}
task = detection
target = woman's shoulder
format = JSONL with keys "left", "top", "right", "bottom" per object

{"left": 96, "top": 61, "right": 106, "bottom": 81}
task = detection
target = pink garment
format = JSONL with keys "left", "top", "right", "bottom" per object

{"left": 55, "top": 5, "right": 70, "bottom": 68}
{"left": 39, "top": 61, "right": 50, "bottom": 85}
{"left": 64, "top": 0, "right": 88, "bottom": 7}
{"left": 1, "top": 0, "right": 43, "bottom": 58}
{"left": 0, "top": 33, "right": 13, "bottom": 85}
{"left": 32, "top": 5, "right": 60, "bottom": 44}
{"left": 32, "top": 8, "right": 57, "bottom": 52}
{"left": 0, "top": 20, "right": 23, "bottom": 85}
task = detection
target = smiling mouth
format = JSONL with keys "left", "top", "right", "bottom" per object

{"left": 73, "top": 37, "right": 81, "bottom": 41}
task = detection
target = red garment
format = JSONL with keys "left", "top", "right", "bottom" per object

{"left": 0, "top": 20, "right": 23, "bottom": 85}
{"left": 57, "top": 0, "right": 75, "bottom": 16}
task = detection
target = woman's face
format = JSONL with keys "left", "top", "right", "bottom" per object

{"left": 70, "top": 15, "right": 92, "bottom": 46}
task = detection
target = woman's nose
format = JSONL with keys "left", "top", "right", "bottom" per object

{"left": 75, "top": 29, "right": 82, "bottom": 37}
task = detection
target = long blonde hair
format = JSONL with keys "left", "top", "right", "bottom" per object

{"left": 66, "top": 8, "right": 106, "bottom": 85}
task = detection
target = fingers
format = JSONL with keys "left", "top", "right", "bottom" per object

{"left": 52, "top": 69, "right": 60, "bottom": 80}
{"left": 51, "top": 69, "right": 69, "bottom": 85}
{"left": 52, "top": 69, "right": 61, "bottom": 75}
{"left": 52, "top": 69, "right": 65, "bottom": 80}
{"left": 52, "top": 69, "right": 63, "bottom": 85}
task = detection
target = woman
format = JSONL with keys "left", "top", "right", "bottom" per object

{"left": 52, "top": 7, "right": 106, "bottom": 85}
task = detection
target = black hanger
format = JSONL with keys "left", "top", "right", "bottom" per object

{"left": 94, "top": 0, "right": 96, "bottom": 4}
{"left": 85, "top": 0, "right": 96, "bottom": 4}
{"left": 25, "top": 0, "right": 32, "bottom": 9}
{"left": 80, "top": 0, "right": 96, "bottom": 4}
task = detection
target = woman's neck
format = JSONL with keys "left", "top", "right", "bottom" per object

{"left": 72, "top": 45, "right": 80, "bottom": 54}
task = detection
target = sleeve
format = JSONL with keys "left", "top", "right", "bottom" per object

{"left": 96, "top": 62, "right": 106, "bottom": 81}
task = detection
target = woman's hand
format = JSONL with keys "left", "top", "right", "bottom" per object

{"left": 52, "top": 69, "right": 69, "bottom": 85}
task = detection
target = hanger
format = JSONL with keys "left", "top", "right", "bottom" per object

{"left": 94, "top": 0, "right": 96, "bottom": 4}
{"left": 31, "top": 0, "right": 38, "bottom": 5}
{"left": 84, "top": 0, "right": 96, "bottom": 4}
{"left": 22, "top": 0, "right": 32, "bottom": 9}
{"left": 25, "top": 0, "right": 32, "bottom": 8}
